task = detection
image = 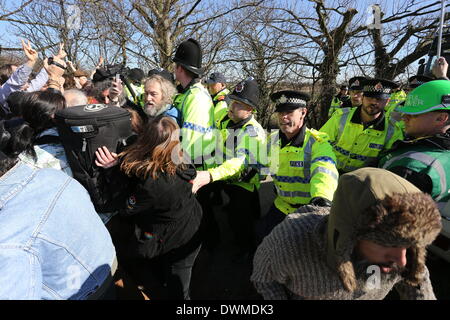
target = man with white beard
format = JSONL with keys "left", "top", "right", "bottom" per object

{"left": 143, "top": 74, "right": 181, "bottom": 126}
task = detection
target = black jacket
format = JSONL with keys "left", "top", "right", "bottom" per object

{"left": 120, "top": 164, "right": 203, "bottom": 260}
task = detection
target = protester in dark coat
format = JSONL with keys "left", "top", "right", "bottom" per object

{"left": 96, "top": 115, "right": 202, "bottom": 300}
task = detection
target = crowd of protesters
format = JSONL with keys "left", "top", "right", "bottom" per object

{"left": 0, "top": 36, "right": 449, "bottom": 300}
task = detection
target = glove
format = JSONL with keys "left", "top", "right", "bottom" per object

{"left": 309, "top": 197, "right": 332, "bottom": 207}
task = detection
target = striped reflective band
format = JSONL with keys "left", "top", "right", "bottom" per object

{"left": 336, "top": 108, "right": 351, "bottom": 142}
{"left": 382, "top": 151, "right": 447, "bottom": 200}
{"left": 384, "top": 120, "right": 395, "bottom": 144}
{"left": 311, "top": 156, "right": 336, "bottom": 165}
{"left": 237, "top": 148, "right": 266, "bottom": 169}
{"left": 335, "top": 158, "right": 360, "bottom": 172}
{"left": 275, "top": 185, "right": 311, "bottom": 198}
{"left": 332, "top": 144, "right": 376, "bottom": 162}
{"left": 273, "top": 175, "right": 310, "bottom": 183}
{"left": 311, "top": 167, "right": 339, "bottom": 181}
{"left": 401, "top": 104, "right": 450, "bottom": 115}
{"left": 302, "top": 135, "right": 314, "bottom": 178}
{"left": 275, "top": 166, "right": 338, "bottom": 184}
{"left": 182, "top": 122, "right": 214, "bottom": 134}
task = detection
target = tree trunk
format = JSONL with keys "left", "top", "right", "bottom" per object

{"left": 317, "top": 54, "right": 339, "bottom": 128}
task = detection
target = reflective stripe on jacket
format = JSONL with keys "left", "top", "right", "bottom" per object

{"left": 213, "top": 88, "right": 230, "bottom": 128}
{"left": 320, "top": 107, "right": 404, "bottom": 173}
{"left": 208, "top": 115, "right": 266, "bottom": 192}
{"left": 380, "top": 147, "right": 450, "bottom": 203}
{"left": 174, "top": 82, "right": 216, "bottom": 169}
{"left": 267, "top": 128, "right": 339, "bottom": 214}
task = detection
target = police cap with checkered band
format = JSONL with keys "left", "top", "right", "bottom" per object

{"left": 271, "top": 90, "right": 310, "bottom": 112}
{"left": 407, "top": 75, "right": 433, "bottom": 90}
{"left": 348, "top": 76, "right": 366, "bottom": 91}
{"left": 362, "top": 78, "right": 398, "bottom": 99}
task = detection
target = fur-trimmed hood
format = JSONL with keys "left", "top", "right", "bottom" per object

{"left": 326, "top": 168, "right": 442, "bottom": 292}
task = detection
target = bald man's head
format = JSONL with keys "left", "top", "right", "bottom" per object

{"left": 63, "top": 89, "right": 88, "bottom": 107}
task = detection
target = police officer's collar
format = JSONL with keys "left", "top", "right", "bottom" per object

{"left": 280, "top": 124, "right": 306, "bottom": 148}
{"left": 351, "top": 106, "right": 385, "bottom": 130}
{"left": 227, "top": 114, "right": 253, "bottom": 129}
{"left": 178, "top": 78, "right": 201, "bottom": 93}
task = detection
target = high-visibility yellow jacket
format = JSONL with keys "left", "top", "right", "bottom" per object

{"left": 125, "top": 83, "right": 145, "bottom": 107}
{"left": 320, "top": 107, "right": 404, "bottom": 173}
{"left": 212, "top": 88, "right": 230, "bottom": 128}
{"left": 328, "top": 96, "right": 342, "bottom": 118}
{"left": 267, "top": 127, "right": 339, "bottom": 214}
{"left": 208, "top": 114, "right": 266, "bottom": 192}
{"left": 173, "top": 81, "right": 216, "bottom": 169}
{"left": 385, "top": 90, "right": 407, "bottom": 114}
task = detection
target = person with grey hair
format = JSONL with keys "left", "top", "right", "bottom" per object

{"left": 63, "top": 88, "right": 88, "bottom": 107}
{"left": 143, "top": 74, "right": 181, "bottom": 126}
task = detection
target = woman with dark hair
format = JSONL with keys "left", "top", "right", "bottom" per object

{"left": 96, "top": 115, "right": 202, "bottom": 300}
{"left": 16, "top": 90, "right": 71, "bottom": 175}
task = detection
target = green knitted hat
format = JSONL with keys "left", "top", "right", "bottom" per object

{"left": 397, "top": 80, "right": 450, "bottom": 114}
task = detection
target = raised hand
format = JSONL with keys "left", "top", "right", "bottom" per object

{"left": 22, "top": 39, "right": 38, "bottom": 66}
{"left": 95, "top": 146, "right": 119, "bottom": 168}
{"left": 66, "top": 60, "right": 77, "bottom": 73}
{"left": 432, "top": 57, "right": 448, "bottom": 79}
{"left": 43, "top": 56, "right": 66, "bottom": 79}
{"left": 95, "top": 56, "right": 104, "bottom": 70}
{"left": 55, "top": 42, "right": 67, "bottom": 60}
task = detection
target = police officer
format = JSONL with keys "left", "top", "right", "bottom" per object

{"left": 341, "top": 76, "right": 366, "bottom": 109}
{"left": 204, "top": 72, "right": 230, "bottom": 128}
{"left": 172, "top": 38, "right": 216, "bottom": 168}
{"left": 320, "top": 79, "right": 404, "bottom": 174}
{"left": 256, "top": 90, "right": 339, "bottom": 242}
{"left": 148, "top": 68, "right": 175, "bottom": 84}
{"left": 379, "top": 79, "right": 450, "bottom": 209}
{"left": 406, "top": 75, "right": 433, "bottom": 93}
{"left": 385, "top": 82, "right": 407, "bottom": 114}
{"left": 328, "top": 85, "right": 350, "bottom": 118}
{"left": 125, "top": 68, "right": 146, "bottom": 107}
{"left": 193, "top": 78, "right": 266, "bottom": 257}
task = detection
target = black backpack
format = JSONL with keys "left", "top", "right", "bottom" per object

{"left": 53, "top": 104, "right": 133, "bottom": 212}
